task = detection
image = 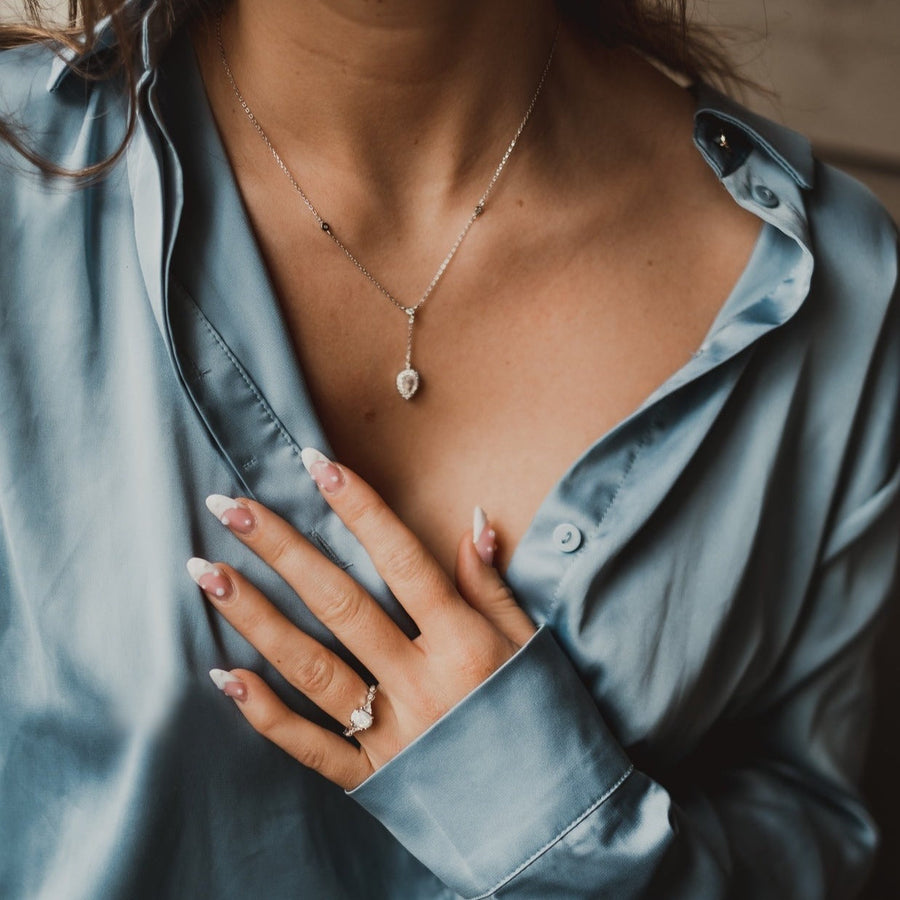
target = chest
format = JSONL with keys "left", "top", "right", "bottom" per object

{"left": 243, "top": 195, "right": 762, "bottom": 576}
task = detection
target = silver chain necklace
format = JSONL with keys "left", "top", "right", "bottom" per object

{"left": 216, "top": 13, "right": 559, "bottom": 400}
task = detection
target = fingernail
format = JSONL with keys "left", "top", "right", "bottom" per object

{"left": 301, "top": 447, "right": 344, "bottom": 494}
{"left": 473, "top": 506, "right": 497, "bottom": 566}
{"left": 187, "top": 557, "right": 234, "bottom": 601}
{"left": 209, "top": 668, "right": 247, "bottom": 701}
{"left": 205, "top": 494, "right": 256, "bottom": 534}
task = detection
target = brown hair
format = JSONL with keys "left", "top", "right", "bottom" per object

{"left": 0, "top": 0, "right": 738, "bottom": 180}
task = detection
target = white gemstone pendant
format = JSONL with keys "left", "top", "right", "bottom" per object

{"left": 349, "top": 708, "right": 374, "bottom": 730}
{"left": 396, "top": 367, "right": 420, "bottom": 400}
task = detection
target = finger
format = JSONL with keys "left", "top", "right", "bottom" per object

{"left": 202, "top": 496, "right": 418, "bottom": 678}
{"left": 297, "top": 448, "right": 461, "bottom": 632}
{"left": 189, "top": 557, "right": 379, "bottom": 724}
{"left": 454, "top": 509, "right": 536, "bottom": 646}
{"left": 210, "top": 668, "right": 374, "bottom": 790}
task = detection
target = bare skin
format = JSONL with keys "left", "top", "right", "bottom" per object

{"left": 188, "top": 0, "right": 767, "bottom": 788}
{"left": 192, "top": 0, "right": 762, "bottom": 578}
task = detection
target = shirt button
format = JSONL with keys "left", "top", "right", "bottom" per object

{"left": 552, "top": 523, "right": 582, "bottom": 553}
{"left": 751, "top": 184, "right": 779, "bottom": 208}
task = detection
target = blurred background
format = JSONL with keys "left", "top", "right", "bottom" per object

{"left": 0, "top": 0, "right": 897, "bottom": 896}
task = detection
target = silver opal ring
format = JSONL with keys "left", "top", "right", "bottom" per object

{"left": 343, "top": 684, "right": 378, "bottom": 737}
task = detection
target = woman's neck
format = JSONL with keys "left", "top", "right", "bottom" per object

{"left": 212, "top": 0, "right": 560, "bottom": 204}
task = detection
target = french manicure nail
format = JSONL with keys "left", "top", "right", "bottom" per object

{"left": 187, "top": 557, "right": 234, "bottom": 601}
{"left": 300, "top": 447, "right": 344, "bottom": 494}
{"left": 473, "top": 506, "right": 497, "bottom": 566}
{"left": 205, "top": 494, "right": 256, "bottom": 535}
{"left": 209, "top": 668, "right": 247, "bottom": 701}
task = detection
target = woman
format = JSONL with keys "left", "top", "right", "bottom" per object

{"left": 0, "top": 0, "right": 897, "bottom": 897}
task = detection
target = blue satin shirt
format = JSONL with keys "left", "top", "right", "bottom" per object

{"left": 1, "top": 3, "right": 898, "bottom": 898}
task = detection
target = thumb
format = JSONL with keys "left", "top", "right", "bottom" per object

{"left": 455, "top": 507, "right": 536, "bottom": 646}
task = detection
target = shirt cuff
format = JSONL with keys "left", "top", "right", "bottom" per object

{"left": 347, "top": 626, "right": 634, "bottom": 899}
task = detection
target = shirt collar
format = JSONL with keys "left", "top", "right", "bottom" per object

{"left": 692, "top": 83, "right": 815, "bottom": 191}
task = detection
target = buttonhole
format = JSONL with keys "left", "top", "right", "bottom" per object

{"left": 186, "top": 358, "right": 212, "bottom": 382}
{"left": 310, "top": 530, "right": 352, "bottom": 570}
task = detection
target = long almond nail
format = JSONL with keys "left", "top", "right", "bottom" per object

{"left": 301, "top": 447, "right": 344, "bottom": 494}
{"left": 473, "top": 506, "right": 497, "bottom": 566}
{"left": 209, "top": 668, "right": 247, "bottom": 701}
{"left": 205, "top": 494, "right": 256, "bottom": 535}
{"left": 187, "top": 557, "right": 234, "bottom": 601}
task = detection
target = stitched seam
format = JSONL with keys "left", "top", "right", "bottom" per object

{"left": 595, "top": 434, "right": 649, "bottom": 530}
{"left": 547, "top": 422, "right": 656, "bottom": 617}
{"left": 189, "top": 302, "right": 302, "bottom": 461}
{"left": 471, "top": 764, "right": 636, "bottom": 899}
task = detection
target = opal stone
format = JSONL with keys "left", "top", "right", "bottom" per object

{"left": 350, "top": 708, "right": 374, "bottom": 730}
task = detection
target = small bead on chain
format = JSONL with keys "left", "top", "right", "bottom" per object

{"left": 216, "top": 12, "right": 560, "bottom": 398}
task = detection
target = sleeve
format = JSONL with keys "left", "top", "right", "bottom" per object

{"left": 345, "top": 242, "right": 900, "bottom": 900}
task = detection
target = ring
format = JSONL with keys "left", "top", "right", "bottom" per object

{"left": 343, "top": 684, "right": 378, "bottom": 737}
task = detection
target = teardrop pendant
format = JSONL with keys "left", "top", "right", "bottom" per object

{"left": 396, "top": 367, "right": 420, "bottom": 400}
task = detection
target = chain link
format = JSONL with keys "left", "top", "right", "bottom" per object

{"left": 216, "top": 13, "right": 559, "bottom": 324}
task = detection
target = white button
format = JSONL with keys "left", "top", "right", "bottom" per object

{"left": 751, "top": 184, "right": 779, "bottom": 208}
{"left": 552, "top": 523, "right": 582, "bottom": 553}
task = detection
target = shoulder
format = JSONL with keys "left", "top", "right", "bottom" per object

{"left": 0, "top": 43, "right": 138, "bottom": 324}
{"left": 0, "top": 39, "right": 134, "bottom": 279}
{"left": 807, "top": 160, "right": 898, "bottom": 289}
{"left": 0, "top": 43, "right": 65, "bottom": 163}
{"left": 690, "top": 90, "right": 900, "bottom": 528}
{"left": 801, "top": 160, "right": 898, "bottom": 389}
{"left": 0, "top": 40, "right": 129, "bottom": 176}
{"left": 0, "top": 41, "right": 60, "bottom": 105}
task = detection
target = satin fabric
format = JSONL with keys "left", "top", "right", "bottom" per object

{"left": 1, "top": 4, "right": 898, "bottom": 898}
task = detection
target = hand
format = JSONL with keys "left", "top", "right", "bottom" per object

{"left": 188, "top": 448, "right": 536, "bottom": 790}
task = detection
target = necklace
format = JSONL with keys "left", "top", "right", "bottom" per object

{"left": 216, "top": 13, "right": 559, "bottom": 400}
